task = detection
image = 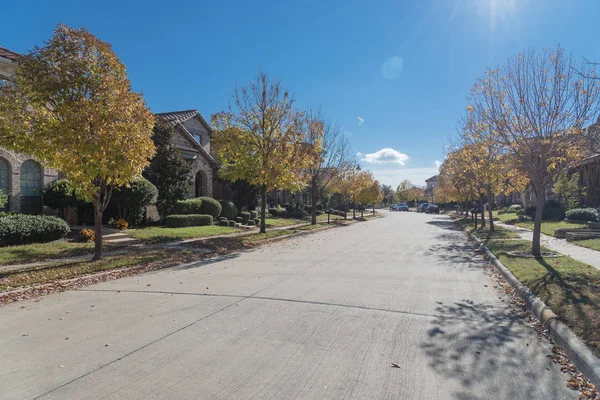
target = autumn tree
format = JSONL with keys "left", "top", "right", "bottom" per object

{"left": 355, "top": 172, "right": 382, "bottom": 216}
{"left": 211, "top": 72, "right": 322, "bottom": 233}
{"left": 304, "top": 108, "right": 354, "bottom": 225}
{"left": 144, "top": 122, "right": 192, "bottom": 217}
{"left": 0, "top": 24, "right": 155, "bottom": 259}
{"left": 471, "top": 47, "right": 600, "bottom": 254}
{"left": 396, "top": 180, "right": 425, "bottom": 204}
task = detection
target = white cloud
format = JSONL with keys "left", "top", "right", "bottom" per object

{"left": 361, "top": 148, "right": 409, "bottom": 165}
{"left": 434, "top": 160, "right": 442, "bottom": 169}
{"left": 357, "top": 116, "right": 365, "bottom": 126}
{"left": 356, "top": 152, "right": 363, "bottom": 157}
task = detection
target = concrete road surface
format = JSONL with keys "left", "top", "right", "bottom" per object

{"left": 0, "top": 212, "right": 576, "bottom": 399}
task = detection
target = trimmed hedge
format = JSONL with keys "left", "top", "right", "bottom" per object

{"left": 240, "top": 211, "right": 251, "bottom": 224}
{"left": 172, "top": 198, "right": 203, "bottom": 215}
{"left": 508, "top": 204, "right": 523, "bottom": 212}
{"left": 219, "top": 200, "right": 238, "bottom": 220}
{"left": 219, "top": 220, "right": 229, "bottom": 227}
{"left": 565, "top": 208, "right": 599, "bottom": 222}
{"left": 247, "top": 220, "right": 255, "bottom": 226}
{"left": 164, "top": 214, "right": 214, "bottom": 227}
{"left": 235, "top": 216, "right": 243, "bottom": 224}
{"left": 228, "top": 220, "right": 236, "bottom": 227}
{"left": 250, "top": 210, "right": 258, "bottom": 219}
{"left": 0, "top": 214, "right": 70, "bottom": 246}
{"left": 196, "top": 197, "right": 222, "bottom": 219}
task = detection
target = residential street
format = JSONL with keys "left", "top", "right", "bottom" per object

{"left": 0, "top": 212, "right": 576, "bottom": 400}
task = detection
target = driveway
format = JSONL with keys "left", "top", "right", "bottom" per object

{"left": 0, "top": 212, "right": 576, "bottom": 399}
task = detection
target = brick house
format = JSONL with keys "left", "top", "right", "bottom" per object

{"left": 0, "top": 46, "right": 59, "bottom": 213}
{"left": 1, "top": 45, "right": 218, "bottom": 214}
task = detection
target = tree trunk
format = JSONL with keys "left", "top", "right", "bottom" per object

{"left": 260, "top": 185, "right": 267, "bottom": 234}
{"left": 93, "top": 205, "right": 103, "bottom": 260}
{"left": 532, "top": 189, "right": 545, "bottom": 256}
{"left": 353, "top": 195, "right": 356, "bottom": 219}
{"left": 480, "top": 195, "right": 486, "bottom": 228}
{"left": 487, "top": 187, "right": 495, "bottom": 231}
{"left": 311, "top": 176, "right": 317, "bottom": 225}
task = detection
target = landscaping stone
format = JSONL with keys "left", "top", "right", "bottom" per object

{"left": 554, "top": 227, "right": 587, "bottom": 239}
{"left": 588, "top": 221, "right": 600, "bottom": 230}
{"left": 566, "top": 230, "right": 600, "bottom": 242}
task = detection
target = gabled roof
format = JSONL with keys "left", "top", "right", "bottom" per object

{"left": 425, "top": 175, "right": 438, "bottom": 182}
{"left": 0, "top": 46, "right": 20, "bottom": 62}
{"left": 155, "top": 109, "right": 218, "bottom": 168}
{"left": 155, "top": 109, "right": 213, "bottom": 134}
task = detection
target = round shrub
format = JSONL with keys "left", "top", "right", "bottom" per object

{"left": 565, "top": 208, "right": 599, "bottom": 222}
{"left": 43, "top": 179, "right": 79, "bottom": 210}
{"left": 240, "top": 211, "right": 250, "bottom": 224}
{"left": 253, "top": 218, "right": 260, "bottom": 225}
{"left": 111, "top": 178, "right": 158, "bottom": 225}
{"left": 0, "top": 214, "right": 70, "bottom": 246}
{"left": 508, "top": 204, "right": 523, "bottom": 212}
{"left": 219, "top": 200, "right": 238, "bottom": 220}
{"left": 219, "top": 220, "right": 229, "bottom": 227}
{"left": 196, "top": 197, "right": 222, "bottom": 219}
{"left": 80, "top": 228, "right": 95, "bottom": 242}
{"left": 228, "top": 220, "right": 236, "bottom": 227}
{"left": 247, "top": 220, "right": 255, "bottom": 226}
{"left": 235, "top": 216, "right": 243, "bottom": 224}
{"left": 219, "top": 217, "right": 228, "bottom": 222}
{"left": 164, "top": 214, "right": 214, "bottom": 227}
{"left": 172, "top": 198, "right": 203, "bottom": 215}
{"left": 250, "top": 210, "right": 258, "bottom": 219}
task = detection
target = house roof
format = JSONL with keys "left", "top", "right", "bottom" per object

{"left": 155, "top": 109, "right": 213, "bottom": 134}
{"left": 155, "top": 109, "right": 219, "bottom": 168}
{"left": 0, "top": 46, "right": 20, "bottom": 62}
{"left": 425, "top": 175, "right": 438, "bottom": 182}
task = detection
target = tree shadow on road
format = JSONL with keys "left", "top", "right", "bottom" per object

{"left": 426, "top": 218, "right": 461, "bottom": 231}
{"left": 421, "top": 299, "right": 564, "bottom": 400}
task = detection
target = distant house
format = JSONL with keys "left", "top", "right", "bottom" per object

{"left": 155, "top": 110, "right": 219, "bottom": 198}
{"left": 0, "top": 46, "right": 59, "bottom": 213}
{"left": 425, "top": 175, "right": 438, "bottom": 202}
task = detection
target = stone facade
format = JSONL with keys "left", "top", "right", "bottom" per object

{"left": 0, "top": 147, "right": 58, "bottom": 213}
{"left": 155, "top": 110, "right": 219, "bottom": 199}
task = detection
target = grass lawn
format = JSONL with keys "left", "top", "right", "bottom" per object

{"left": 455, "top": 217, "right": 520, "bottom": 241}
{"left": 572, "top": 238, "right": 600, "bottom": 252}
{"left": 264, "top": 217, "right": 306, "bottom": 228}
{"left": 128, "top": 225, "right": 240, "bottom": 244}
{"left": 0, "top": 241, "right": 126, "bottom": 267}
{"left": 486, "top": 239, "right": 600, "bottom": 357}
{"left": 492, "top": 212, "right": 586, "bottom": 236}
{"left": 311, "top": 214, "right": 345, "bottom": 223}
{"left": 0, "top": 248, "right": 194, "bottom": 291}
{"left": 242, "top": 224, "right": 326, "bottom": 244}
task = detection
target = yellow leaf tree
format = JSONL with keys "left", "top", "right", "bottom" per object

{"left": 211, "top": 72, "right": 322, "bottom": 233}
{"left": 0, "top": 24, "right": 155, "bottom": 259}
{"left": 470, "top": 47, "right": 600, "bottom": 254}
{"left": 355, "top": 171, "right": 382, "bottom": 217}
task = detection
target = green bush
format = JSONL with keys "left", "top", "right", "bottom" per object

{"left": 235, "top": 216, "right": 243, "bottom": 224}
{"left": 542, "top": 200, "right": 565, "bottom": 220}
{"left": 219, "top": 200, "right": 238, "bottom": 220}
{"left": 253, "top": 218, "right": 260, "bottom": 225}
{"left": 228, "top": 220, "right": 236, "bottom": 227}
{"left": 164, "top": 214, "right": 213, "bottom": 227}
{"left": 565, "top": 208, "right": 599, "bottom": 222}
{"left": 196, "top": 197, "right": 222, "bottom": 219}
{"left": 111, "top": 177, "right": 158, "bottom": 225}
{"left": 508, "top": 204, "right": 523, "bottom": 212}
{"left": 218, "top": 217, "right": 228, "bottom": 222}
{"left": 0, "top": 214, "right": 70, "bottom": 246}
{"left": 43, "top": 179, "right": 80, "bottom": 210}
{"left": 0, "top": 189, "right": 7, "bottom": 210}
{"left": 247, "top": 220, "right": 255, "bottom": 226}
{"left": 250, "top": 210, "right": 258, "bottom": 219}
{"left": 172, "top": 198, "right": 203, "bottom": 215}
{"left": 240, "top": 211, "right": 250, "bottom": 224}
{"left": 219, "top": 220, "right": 229, "bottom": 227}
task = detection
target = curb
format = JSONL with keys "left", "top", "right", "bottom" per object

{"left": 461, "top": 226, "right": 600, "bottom": 389}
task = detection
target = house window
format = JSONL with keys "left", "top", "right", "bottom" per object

{"left": 20, "top": 160, "right": 42, "bottom": 214}
{"left": 0, "top": 158, "right": 9, "bottom": 211}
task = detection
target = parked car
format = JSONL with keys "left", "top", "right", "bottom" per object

{"left": 417, "top": 203, "right": 429, "bottom": 213}
{"left": 425, "top": 204, "right": 440, "bottom": 214}
{"left": 397, "top": 203, "right": 409, "bottom": 211}
{"left": 389, "top": 204, "right": 399, "bottom": 211}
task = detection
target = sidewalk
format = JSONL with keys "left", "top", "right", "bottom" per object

{"left": 497, "top": 222, "right": 600, "bottom": 270}
{"left": 0, "top": 221, "right": 314, "bottom": 274}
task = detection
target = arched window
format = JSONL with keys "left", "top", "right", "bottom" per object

{"left": 20, "top": 160, "right": 42, "bottom": 214}
{"left": 0, "top": 158, "right": 9, "bottom": 211}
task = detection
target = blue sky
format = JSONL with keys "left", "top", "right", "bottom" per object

{"left": 3, "top": 0, "right": 600, "bottom": 186}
